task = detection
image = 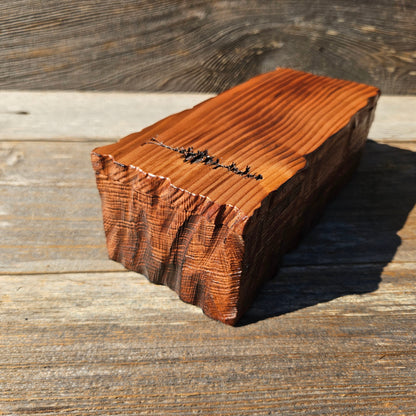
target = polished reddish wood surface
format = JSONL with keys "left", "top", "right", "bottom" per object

{"left": 92, "top": 68, "right": 380, "bottom": 325}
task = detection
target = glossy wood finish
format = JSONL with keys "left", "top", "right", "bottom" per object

{"left": 1, "top": 92, "right": 415, "bottom": 415}
{"left": 92, "top": 68, "right": 380, "bottom": 324}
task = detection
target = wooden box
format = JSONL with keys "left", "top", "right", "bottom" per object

{"left": 91, "top": 68, "right": 380, "bottom": 325}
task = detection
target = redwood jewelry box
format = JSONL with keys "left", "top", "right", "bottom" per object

{"left": 91, "top": 68, "right": 380, "bottom": 325}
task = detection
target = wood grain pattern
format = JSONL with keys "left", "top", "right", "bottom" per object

{"left": 1, "top": 265, "right": 415, "bottom": 415}
{"left": 0, "top": 93, "right": 413, "bottom": 142}
{"left": 92, "top": 68, "right": 380, "bottom": 324}
{"left": 1, "top": 91, "right": 415, "bottom": 414}
{"left": 2, "top": 139, "right": 415, "bottom": 275}
{"left": 1, "top": 1, "right": 415, "bottom": 94}
{"left": 0, "top": 91, "right": 213, "bottom": 141}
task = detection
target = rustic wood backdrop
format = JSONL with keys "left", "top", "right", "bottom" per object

{"left": 1, "top": 92, "right": 416, "bottom": 414}
{"left": 1, "top": 0, "right": 415, "bottom": 94}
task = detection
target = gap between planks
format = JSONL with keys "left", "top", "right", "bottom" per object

{"left": 1, "top": 261, "right": 415, "bottom": 277}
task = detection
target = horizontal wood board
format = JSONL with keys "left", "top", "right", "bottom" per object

{"left": 0, "top": 91, "right": 415, "bottom": 414}
{"left": 1, "top": 1, "right": 415, "bottom": 94}
{"left": 1, "top": 266, "right": 415, "bottom": 415}
{"left": 1, "top": 93, "right": 414, "bottom": 142}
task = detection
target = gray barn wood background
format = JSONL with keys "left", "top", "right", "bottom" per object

{"left": 1, "top": 0, "right": 415, "bottom": 94}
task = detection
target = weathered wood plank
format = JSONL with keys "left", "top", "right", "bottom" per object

{"left": 1, "top": 140, "right": 415, "bottom": 274}
{"left": 0, "top": 93, "right": 414, "bottom": 142}
{"left": 0, "top": 91, "right": 213, "bottom": 141}
{"left": 0, "top": 140, "right": 120, "bottom": 274}
{"left": 1, "top": 264, "right": 415, "bottom": 415}
{"left": 0, "top": 1, "right": 415, "bottom": 94}
{"left": 0, "top": 92, "right": 415, "bottom": 412}
{"left": 369, "top": 96, "right": 416, "bottom": 141}
{"left": 283, "top": 139, "right": 416, "bottom": 266}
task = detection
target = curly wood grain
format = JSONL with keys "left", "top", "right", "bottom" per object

{"left": 92, "top": 68, "right": 379, "bottom": 324}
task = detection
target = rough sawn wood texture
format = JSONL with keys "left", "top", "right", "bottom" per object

{"left": 1, "top": 0, "right": 415, "bottom": 94}
{"left": 92, "top": 68, "right": 380, "bottom": 325}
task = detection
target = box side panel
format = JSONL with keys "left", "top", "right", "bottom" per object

{"left": 237, "top": 96, "right": 379, "bottom": 321}
{"left": 91, "top": 154, "right": 246, "bottom": 324}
